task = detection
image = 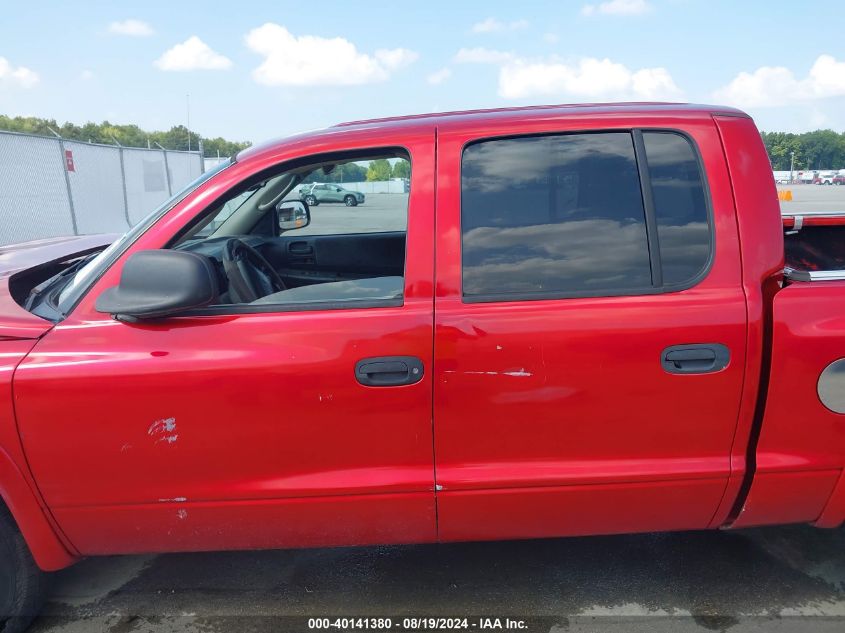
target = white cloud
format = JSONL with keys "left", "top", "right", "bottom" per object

{"left": 427, "top": 68, "right": 452, "bottom": 85}
{"left": 154, "top": 36, "right": 232, "bottom": 71}
{"left": 471, "top": 17, "right": 529, "bottom": 33}
{"left": 714, "top": 55, "right": 845, "bottom": 108}
{"left": 245, "top": 23, "right": 417, "bottom": 87}
{"left": 454, "top": 47, "right": 514, "bottom": 64}
{"left": 543, "top": 33, "right": 560, "bottom": 44}
{"left": 498, "top": 57, "right": 682, "bottom": 100}
{"left": 80, "top": 70, "right": 95, "bottom": 81}
{"left": 0, "top": 57, "right": 39, "bottom": 88}
{"left": 375, "top": 48, "right": 419, "bottom": 70}
{"left": 108, "top": 19, "right": 154, "bottom": 37}
{"left": 455, "top": 48, "right": 680, "bottom": 101}
{"left": 581, "top": 0, "right": 652, "bottom": 17}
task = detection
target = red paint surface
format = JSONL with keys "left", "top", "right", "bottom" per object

{"left": 816, "top": 469, "right": 845, "bottom": 528}
{"left": 438, "top": 479, "right": 728, "bottom": 543}
{"left": 783, "top": 215, "right": 845, "bottom": 228}
{"left": 0, "top": 340, "right": 77, "bottom": 570}
{"left": 732, "top": 471, "right": 840, "bottom": 528}
{"left": 708, "top": 115, "right": 785, "bottom": 528}
{"left": 733, "top": 282, "right": 845, "bottom": 527}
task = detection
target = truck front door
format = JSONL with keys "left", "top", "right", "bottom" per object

{"left": 14, "top": 128, "right": 437, "bottom": 555}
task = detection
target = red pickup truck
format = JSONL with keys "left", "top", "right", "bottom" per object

{"left": 1, "top": 103, "right": 844, "bottom": 631}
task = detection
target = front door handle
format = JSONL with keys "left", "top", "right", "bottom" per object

{"left": 288, "top": 241, "right": 314, "bottom": 255}
{"left": 661, "top": 344, "right": 730, "bottom": 374}
{"left": 355, "top": 356, "right": 424, "bottom": 386}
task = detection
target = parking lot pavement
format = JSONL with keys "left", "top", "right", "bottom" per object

{"left": 28, "top": 524, "right": 845, "bottom": 633}
{"left": 291, "top": 193, "right": 408, "bottom": 235}
{"left": 777, "top": 184, "right": 845, "bottom": 214}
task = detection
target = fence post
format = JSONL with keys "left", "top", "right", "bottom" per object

{"left": 162, "top": 151, "right": 173, "bottom": 196}
{"left": 155, "top": 143, "right": 172, "bottom": 196}
{"left": 49, "top": 131, "right": 79, "bottom": 236}
{"left": 117, "top": 146, "right": 131, "bottom": 228}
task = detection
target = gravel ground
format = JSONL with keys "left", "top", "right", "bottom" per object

{"left": 27, "top": 524, "right": 845, "bottom": 633}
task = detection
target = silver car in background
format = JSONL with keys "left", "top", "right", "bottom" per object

{"left": 300, "top": 183, "right": 366, "bottom": 207}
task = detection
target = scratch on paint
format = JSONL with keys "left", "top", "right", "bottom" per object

{"left": 158, "top": 497, "right": 188, "bottom": 503}
{"left": 318, "top": 394, "right": 334, "bottom": 403}
{"left": 458, "top": 369, "right": 533, "bottom": 377}
{"left": 176, "top": 509, "right": 188, "bottom": 520}
{"left": 148, "top": 417, "right": 178, "bottom": 445}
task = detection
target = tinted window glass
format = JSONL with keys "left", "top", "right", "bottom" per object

{"left": 643, "top": 132, "right": 710, "bottom": 285}
{"left": 461, "top": 132, "right": 651, "bottom": 298}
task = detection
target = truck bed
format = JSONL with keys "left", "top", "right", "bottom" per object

{"left": 783, "top": 210, "right": 845, "bottom": 280}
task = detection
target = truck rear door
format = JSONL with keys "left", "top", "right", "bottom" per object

{"left": 433, "top": 114, "right": 748, "bottom": 541}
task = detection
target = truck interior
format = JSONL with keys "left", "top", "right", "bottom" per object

{"left": 173, "top": 151, "right": 409, "bottom": 307}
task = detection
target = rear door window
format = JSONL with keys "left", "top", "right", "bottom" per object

{"left": 461, "top": 132, "right": 651, "bottom": 298}
{"left": 642, "top": 132, "right": 711, "bottom": 285}
{"left": 460, "top": 130, "right": 711, "bottom": 301}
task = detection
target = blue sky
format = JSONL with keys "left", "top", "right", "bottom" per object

{"left": 0, "top": 0, "right": 842, "bottom": 144}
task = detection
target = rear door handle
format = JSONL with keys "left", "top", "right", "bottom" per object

{"left": 355, "top": 356, "right": 424, "bottom": 387}
{"left": 661, "top": 344, "right": 730, "bottom": 374}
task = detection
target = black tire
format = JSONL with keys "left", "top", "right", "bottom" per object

{"left": 344, "top": 195, "right": 358, "bottom": 207}
{"left": 0, "top": 507, "right": 46, "bottom": 633}
{"left": 304, "top": 195, "right": 318, "bottom": 206}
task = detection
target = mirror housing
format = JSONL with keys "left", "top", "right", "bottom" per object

{"left": 275, "top": 199, "right": 311, "bottom": 234}
{"left": 95, "top": 250, "right": 219, "bottom": 320}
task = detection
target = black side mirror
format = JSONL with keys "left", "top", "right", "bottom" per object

{"left": 275, "top": 199, "right": 311, "bottom": 234}
{"left": 96, "top": 250, "right": 219, "bottom": 320}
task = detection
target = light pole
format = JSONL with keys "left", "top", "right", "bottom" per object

{"left": 790, "top": 151, "right": 795, "bottom": 184}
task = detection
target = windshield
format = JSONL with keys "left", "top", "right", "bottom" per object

{"left": 55, "top": 158, "right": 233, "bottom": 314}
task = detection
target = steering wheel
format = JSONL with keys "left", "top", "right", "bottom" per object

{"left": 221, "top": 238, "right": 286, "bottom": 303}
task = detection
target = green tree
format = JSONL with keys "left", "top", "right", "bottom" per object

{"left": 761, "top": 129, "right": 845, "bottom": 171}
{"left": 391, "top": 159, "right": 410, "bottom": 179}
{"left": 337, "top": 162, "right": 367, "bottom": 182}
{"left": 300, "top": 161, "right": 368, "bottom": 184}
{"left": 0, "top": 115, "right": 251, "bottom": 157}
{"left": 366, "top": 158, "right": 392, "bottom": 181}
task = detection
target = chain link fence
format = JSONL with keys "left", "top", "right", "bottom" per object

{"left": 0, "top": 130, "right": 205, "bottom": 246}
